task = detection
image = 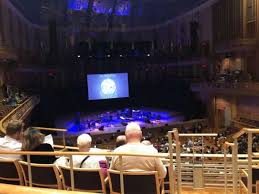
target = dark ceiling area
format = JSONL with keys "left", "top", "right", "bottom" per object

{"left": 10, "top": 0, "right": 208, "bottom": 26}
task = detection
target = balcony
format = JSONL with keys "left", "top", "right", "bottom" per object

{"left": 0, "top": 96, "right": 40, "bottom": 134}
{"left": 214, "top": 39, "right": 258, "bottom": 53}
{"left": 191, "top": 82, "right": 259, "bottom": 96}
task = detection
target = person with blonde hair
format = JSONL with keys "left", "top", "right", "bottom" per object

{"left": 22, "top": 128, "right": 56, "bottom": 164}
{"left": 110, "top": 122, "right": 166, "bottom": 179}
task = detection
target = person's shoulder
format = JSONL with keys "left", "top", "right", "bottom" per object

{"left": 0, "top": 137, "right": 4, "bottom": 143}
{"left": 139, "top": 144, "right": 158, "bottom": 153}
{"left": 90, "top": 147, "right": 104, "bottom": 152}
{"left": 113, "top": 144, "right": 128, "bottom": 152}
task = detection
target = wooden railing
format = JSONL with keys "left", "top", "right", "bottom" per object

{"left": 168, "top": 129, "right": 181, "bottom": 194}
{"left": 231, "top": 128, "right": 259, "bottom": 194}
{"left": 31, "top": 127, "right": 67, "bottom": 148}
{"left": 0, "top": 96, "right": 40, "bottom": 134}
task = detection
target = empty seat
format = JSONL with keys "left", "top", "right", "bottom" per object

{"left": 59, "top": 166, "right": 106, "bottom": 193}
{"left": 0, "top": 159, "right": 24, "bottom": 185}
{"left": 240, "top": 166, "right": 259, "bottom": 194}
{"left": 108, "top": 169, "right": 163, "bottom": 194}
{"left": 19, "top": 161, "right": 62, "bottom": 189}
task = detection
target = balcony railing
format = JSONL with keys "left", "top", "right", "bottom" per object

{"left": 191, "top": 81, "right": 259, "bottom": 95}
{"left": 0, "top": 96, "right": 40, "bottom": 134}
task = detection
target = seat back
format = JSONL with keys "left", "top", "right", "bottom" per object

{"left": 19, "top": 161, "right": 62, "bottom": 189}
{"left": 0, "top": 159, "right": 24, "bottom": 185}
{"left": 59, "top": 166, "right": 106, "bottom": 193}
{"left": 108, "top": 170, "right": 160, "bottom": 194}
{"left": 252, "top": 167, "right": 259, "bottom": 185}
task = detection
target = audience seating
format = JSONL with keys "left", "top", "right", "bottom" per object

{"left": 19, "top": 161, "right": 62, "bottom": 189}
{"left": 240, "top": 166, "right": 259, "bottom": 194}
{"left": 0, "top": 159, "right": 24, "bottom": 185}
{"left": 108, "top": 169, "right": 163, "bottom": 194}
{"left": 59, "top": 166, "right": 106, "bottom": 193}
{"left": 164, "top": 165, "right": 172, "bottom": 193}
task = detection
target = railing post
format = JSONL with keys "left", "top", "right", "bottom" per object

{"left": 119, "top": 155, "right": 124, "bottom": 194}
{"left": 27, "top": 154, "right": 32, "bottom": 187}
{"left": 224, "top": 142, "right": 235, "bottom": 194}
{"left": 233, "top": 139, "right": 238, "bottom": 194}
{"left": 247, "top": 132, "right": 253, "bottom": 194}
{"left": 69, "top": 155, "right": 75, "bottom": 191}
{"left": 168, "top": 131, "right": 174, "bottom": 194}
{"left": 224, "top": 146, "right": 227, "bottom": 194}
{"left": 62, "top": 132, "right": 66, "bottom": 148}
{"left": 174, "top": 129, "right": 182, "bottom": 194}
{"left": 176, "top": 141, "right": 182, "bottom": 194}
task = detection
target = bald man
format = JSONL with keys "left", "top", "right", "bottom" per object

{"left": 110, "top": 122, "right": 166, "bottom": 179}
{"left": 116, "top": 135, "right": 126, "bottom": 147}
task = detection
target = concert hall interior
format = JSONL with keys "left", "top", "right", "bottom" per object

{"left": 0, "top": 0, "right": 259, "bottom": 194}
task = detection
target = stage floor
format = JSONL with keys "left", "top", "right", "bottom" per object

{"left": 55, "top": 108, "right": 184, "bottom": 135}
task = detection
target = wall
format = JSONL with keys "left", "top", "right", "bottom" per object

{"left": 0, "top": 0, "right": 48, "bottom": 64}
{"left": 237, "top": 96, "right": 259, "bottom": 121}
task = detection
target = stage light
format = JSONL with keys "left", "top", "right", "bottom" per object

{"left": 120, "top": 54, "right": 123, "bottom": 57}
{"left": 147, "top": 53, "right": 150, "bottom": 57}
{"left": 107, "top": 54, "right": 111, "bottom": 58}
{"left": 77, "top": 55, "right": 81, "bottom": 58}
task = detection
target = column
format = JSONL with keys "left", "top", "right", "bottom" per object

{"left": 231, "top": 96, "right": 238, "bottom": 120}
{"left": 243, "top": 0, "right": 247, "bottom": 38}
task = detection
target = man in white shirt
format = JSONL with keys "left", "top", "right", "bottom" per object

{"left": 0, "top": 120, "right": 24, "bottom": 159}
{"left": 110, "top": 122, "right": 167, "bottom": 179}
{"left": 72, "top": 134, "right": 106, "bottom": 168}
{"left": 56, "top": 134, "right": 107, "bottom": 169}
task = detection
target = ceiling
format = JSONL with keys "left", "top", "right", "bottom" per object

{"left": 10, "top": 0, "right": 208, "bottom": 26}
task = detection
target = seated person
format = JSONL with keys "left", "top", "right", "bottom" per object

{"left": 56, "top": 134, "right": 107, "bottom": 170}
{"left": 116, "top": 135, "right": 126, "bottom": 147}
{"left": 0, "top": 120, "right": 24, "bottom": 159}
{"left": 22, "top": 128, "right": 56, "bottom": 164}
{"left": 110, "top": 122, "right": 167, "bottom": 179}
{"left": 141, "top": 140, "right": 152, "bottom": 146}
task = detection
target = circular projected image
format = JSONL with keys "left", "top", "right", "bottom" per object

{"left": 101, "top": 79, "right": 116, "bottom": 95}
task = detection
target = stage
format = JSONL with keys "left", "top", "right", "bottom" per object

{"left": 55, "top": 108, "right": 185, "bottom": 135}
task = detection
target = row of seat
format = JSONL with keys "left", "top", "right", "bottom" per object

{"left": 0, "top": 159, "right": 165, "bottom": 194}
{"left": 0, "top": 104, "right": 14, "bottom": 120}
{"left": 240, "top": 166, "right": 259, "bottom": 194}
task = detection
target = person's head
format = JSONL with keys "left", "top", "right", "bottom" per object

{"left": 6, "top": 120, "right": 24, "bottom": 140}
{"left": 141, "top": 140, "right": 152, "bottom": 146}
{"left": 22, "top": 128, "right": 45, "bottom": 151}
{"left": 77, "top": 134, "right": 92, "bottom": 152}
{"left": 116, "top": 135, "right": 126, "bottom": 147}
{"left": 125, "top": 122, "right": 142, "bottom": 143}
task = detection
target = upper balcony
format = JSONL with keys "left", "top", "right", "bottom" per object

{"left": 214, "top": 39, "right": 258, "bottom": 54}
{"left": 191, "top": 81, "right": 259, "bottom": 96}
